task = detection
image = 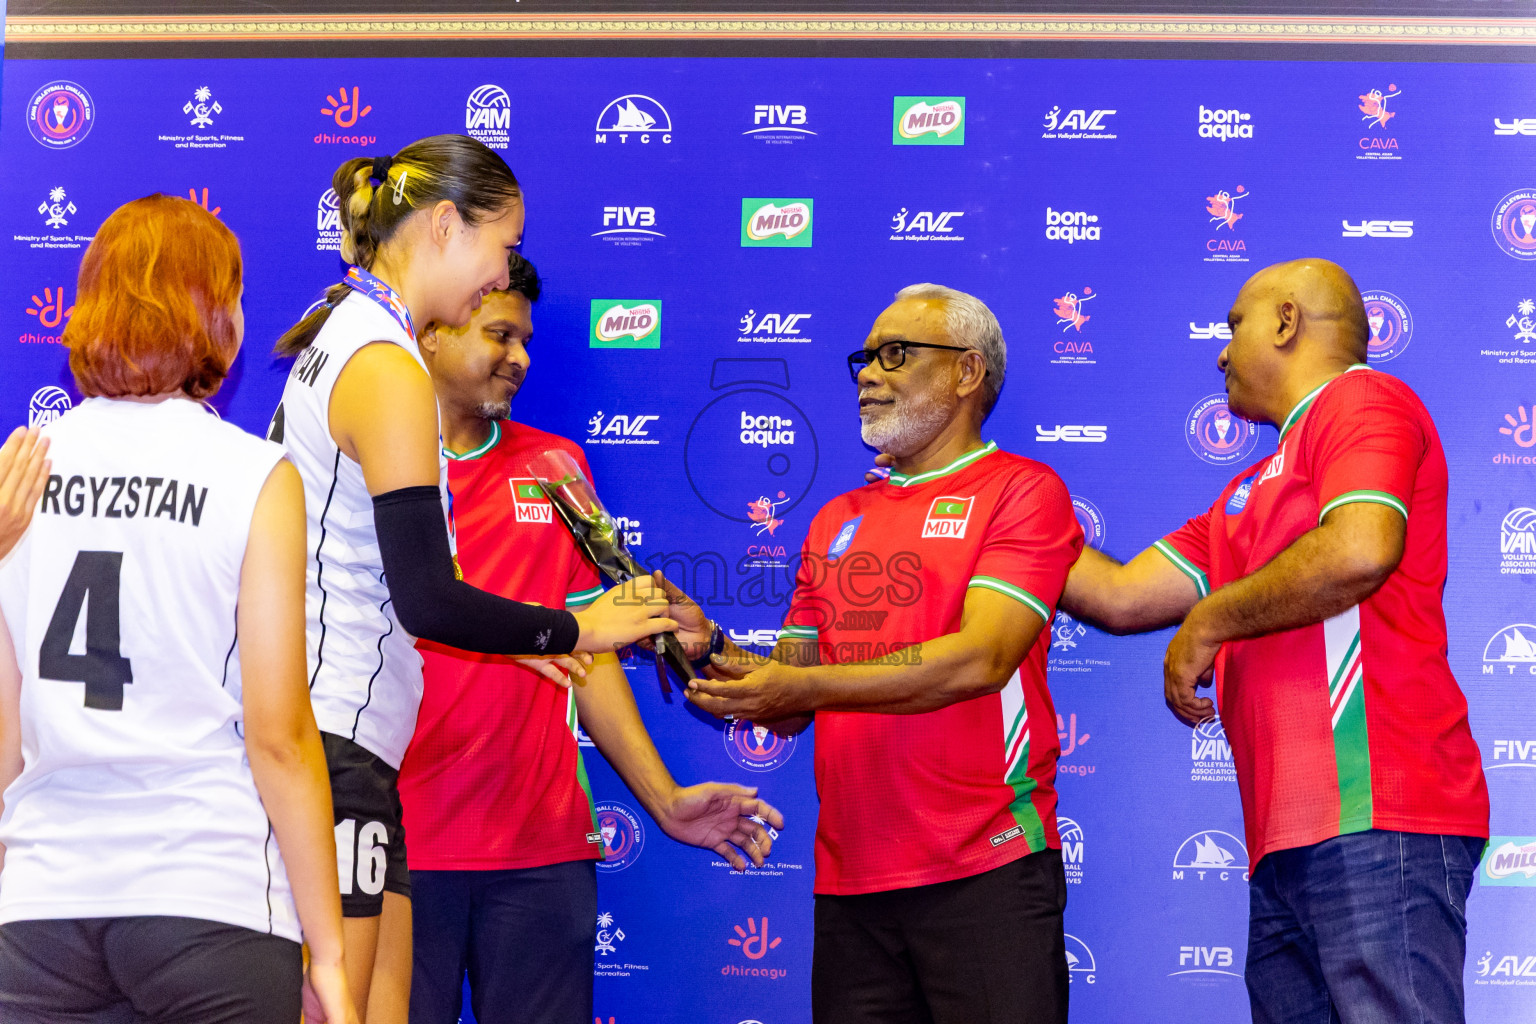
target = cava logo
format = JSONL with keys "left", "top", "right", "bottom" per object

{"left": 1186, "top": 394, "right": 1260, "bottom": 466}
{"left": 465, "top": 84, "right": 511, "bottom": 149}
{"left": 747, "top": 104, "right": 814, "bottom": 140}
{"left": 893, "top": 96, "right": 965, "bottom": 144}
{"left": 1189, "top": 322, "right": 1232, "bottom": 341}
{"left": 1482, "top": 838, "right": 1536, "bottom": 886}
{"left": 1490, "top": 738, "right": 1536, "bottom": 770}
{"left": 1492, "top": 189, "right": 1536, "bottom": 260}
{"left": 507, "top": 478, "right": 553, "bottom": 524}
{"left": 1059, "top": 817, "right": 1084, "bottom": 884}
{"left": 1190, "top": 717, "right": 1235, "bottom": 782}
{"left": 1041, "top": 106, "right": 1117, "bottom": 140}
{"left": 1502, "top": 508, "right": 1536, "bottom": 575}
{"left": 1045, "top": 207, "right": 1100, "bottom": 244}
{"left": 1173, "top": 830, "right": 1250, "bottom": 881}
{"left": 1474, "top": 949, "right": 1536, "bottom": 985}
{"left": 1173, "top": 945, "right": 1240, "bottom": 980}
{"left": 921, "top": 495, "right": 974, "bottom": 539}
{"left": 27, "top": 81, "right": 94, "bottom": 149}
{"left": 593, "top": 802, "right": 645, "bottom": 872}
{"left": 1357, "top": 84, "right": 1402, "bottom": 160}
{"left": 1495, "top": 118, "right": 1536, "bottom": 137}
{"left": 595, "top": 206, "right": 663, "bottom": 245}
{"left": 890, "top": 208, "right": 965, "bottom": 242}
{"left": 590, "top": 301, "right": 662, "bottom": 349}
{"left": 595, "top": 94, "right": 672, "bottom": 144}
{"left": 1361, "top": 290, "right": 1413, "bottom": 362}
{"left": 1035, "top": 425, "right": 1107, "bottom": 443}
{"left": 1203, "top": 186, "right": 1251, "bottom": 263}
{"left": 742, "top": 200, "right": 813, "bottom": 247}
{"left": 1065, "top": 934, "right": 1097, "bottom": 984}
{"left": 738, "top": 310, "right": 812, "bottom": 344}
{"left": 1198, "top": 105, "right": 1253, "bottom": 140}
{"left": 1052, "top": 287, "right": 1096, "bottom": 364}
{"left": 1483, "top": 624, "right": 1536, "bottom": 674}
{"left": 28, "top": 386, "right": 72, "bottom": 428}
{"left": 586, "top": 411, "right": 660, "bottom": 447}
{"left": 724, "top": 719, "right": 798, "bottom": 772}
{"left": 315, "top": 188, "right": 342, "bottom": 252}
{"left": 1342, "top": 220, "right": 1413, "bottom": 239}
{"left": 747, "top": 491, "right": 789, "bottom": 540}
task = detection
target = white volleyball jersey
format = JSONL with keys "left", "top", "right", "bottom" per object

{"left": 270, "top": 290, "right": 445, "bottom": 769}
{"left": 0, "top": 397, "right": 298, "bottom": 941}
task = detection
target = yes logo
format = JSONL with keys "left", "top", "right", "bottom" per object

{"left": 1342, "top": 220, "right": 1413, "bottom": 238}
{"left": 922, "top": 496, "right": 974, "bottom": 539}
{"left": 893, "top": 97, "right": 965, "bottom": 144}
{"left": 321, "top": 86, "right": 371, "bottom": 127}
{"left": 590, "top": 301, "right": 662, "bottom": 349}
{"left": 742, "top": 199, "right": 813, "bottom": 247}
{"left": 508, "top": 479, "right": 553, "bottom": 524}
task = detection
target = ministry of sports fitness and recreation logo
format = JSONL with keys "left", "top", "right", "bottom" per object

{"left": 1198, "top": 104, "right": 1253, "bottom": 140}
{"left": 22, "top": 284, "right": 74, "bottom": 345}
{"left": 593, "top": 802, "right": 645, "bottom": 872}
{"left": 19, "top": 186, "right": 87, "bottom": 252}
{"left": 595, "top": 205, "right": 663, "bottom": 246}
{"left": 1051, "top": 287, "right": 1096, "bottom": 365}
{"left": 890, "top": 207, "right": 965, "bottom": 242}
{"left": 1071, "top": 495, "right": 1106, "bottom": 550}
{"left": 1473, "top": 948, "right": 1536, "bottom": 985}
{"left": 586, "top": 411, "right": 660, "bottom": 446}
{"left": 590, "top": 300, "right": 662, "bottom": 349}
{"left": 1502, "top": 508, "right": 1536, "bottom": 575}
{"left": 595, "top": 94, "right": 672, "bottom": 144}
{"left": 38, "top": 186, "right": 76, "bottom": 230}
{"left": 1065, "top": 934, "right": 1097, "bottom": 984}
{"left": 738, "top": 310, "right": 813, "bottom": 344}
{"left": 1483, "top": 624, "right": 1536, "bottom": 675}
{"left": 1356, "top": 84, "right": 1402, "bottom": 160}
{"left": 1481, "top": 837, "right": 1536, "bottom": 886}
{"left": 1041, "top": 106, "right": 1117, "bottom": 140}
{"left": 594, "top": 911, "right": 626, "bottom": 956}
{"left": 742, "top": 199, "right": 813, "bottom": 247}
{"left": 1361, "top": 290, "right": 1413, "bottom": 362}
{"left": 315, "top": 189, "right": 342, "bottom": 252}
{"left": 724, "top": 719, "right": 798, "bottom": 772}
{"left": 184, "top": 86, "right": 222, "bottom": 127}
{"left": 160, "top": 86, "right": 243, "bottom": 149}
{"left": 1173, "top": 830, "right": 1250, "bottom": 882}
{"left": 1190, "top": 716, "right": 1236, "bottom": 782}
{"left": 29, "top": 386, "right": 72, "bottom": 428}
{"left": 316, "top": 87, "right": 375, "bottom": 146}
{"left": 1051, "top": 610, "right": 1087, "bottom": 654}
{"left": 893, "top": 96, "right": 965, "bottom": 145}
{"left": 465, "top": 84, "right": 510, "bottom": 149}
{"left": 1492, "top": 189, "right": 1536, "bottom": 260}
{"left": 746, "top": 103, "right": 815, "bottom": 143}
{"left": 27, "top": 81, "right": 94, "bottom": 149}
{"left": 1059, "top": 817, "right": 1084, "bottom": 884}
{"left": 1186, "top": 394, "right": 1260, "bottom": 466}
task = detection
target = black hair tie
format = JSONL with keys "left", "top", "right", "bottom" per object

{"left": 370, "top": 155, "right": 393, "bottom": 184}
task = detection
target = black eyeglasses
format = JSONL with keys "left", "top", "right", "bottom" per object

{"left": 846, "top": 341, "right": 974, "bottom": 383}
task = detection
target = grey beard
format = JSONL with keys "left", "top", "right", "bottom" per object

{"left": 860, "top": 388, "right": 952, "bottom": 457}
{"left": 474, "top": 399, "right": 512, "bottom": 421}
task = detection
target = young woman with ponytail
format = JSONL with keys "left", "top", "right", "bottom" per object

{"left": 270, "top": 135, "right": 676, "bottom": 1022}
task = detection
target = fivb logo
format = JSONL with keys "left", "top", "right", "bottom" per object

{"left": 922, "top": 496, "right": 974, "bottom": 539}
{"left": 1489, "top": 738, "right": 1536, "bottom": 770}
{"left": 747, "top": 104, "right": 814, "bottom": 136}
{"left": 1496, "top": 118, "right": 1536, "bottom": 137}
{"left": 1482, "top": 838, "right": 1536, "bottom": 886}
{"left": 1045, "top": 207, "right": 1101, "bottom": 244}
{"left": 465, "top": 85, "right": 510, "bottom": 149}
{"left": 1198, "top": 104, "right": 1253, "bottom": 140}
{"left": 742, "top": 199, "right": 813, "bottom": 247}
{"left": 595, "top": 206, "right": 663, "bottom": 243}
{"left": 590, "top": 300, "right": 662, "bottom": 349}
{"left": 29, "top": 386, "right": 72, "bottom": 428}
{"left": 1041, "top": 106, "right": 1117, "bottom": 140}
{"left": 893, "top": 96, "right": 965, "bottom": 145}
{"left": 1501, "top": 508, "right": 1536, "bottom": 575}
{"left": 1342, "top": 220, "right": 1413, "bottom": 239}
{"left": 507, "top": 479, "right": 553, "bottom": 524}
{"left": 1189, "top": 322, "right": 1232, "bottom": 341}
{"left": 595, "top": 94, "right": 672, "bottom": 144}
{"left": 1173, "top": 830, "right": 1250, "bottom": 882}
{"left": 1173, "top": 945, "right": 1240, "bottom": 980}
{"left": 1059, "top": 817, "right": 1084, "bottom": 884}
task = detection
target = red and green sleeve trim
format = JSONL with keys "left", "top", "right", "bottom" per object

{"left": 566, "top": 584, "right": 606, "bottom": 609}
{"left": 1319, "top": 489, "right": 1407, "bottom": 524}
{"left": 1152, "top": 539, "right": 1211, "bottom": 599}
{"left": 967, "top": 575, "right": 1051, "bottom": 622}
{"left": 566, "top": 687, "right": 601, "bottom": 839}
{"left": 1324, "top": 605, "right": 1373, "bottom": 835}
{"left": 999, "top": 671, "right": 1047, "bottom": 852}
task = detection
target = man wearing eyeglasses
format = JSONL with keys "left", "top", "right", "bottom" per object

{"left": 657, "top": 283, "right": 1081, "bottom": 1024}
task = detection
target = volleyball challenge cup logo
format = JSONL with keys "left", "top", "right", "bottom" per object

{"left": 1492, "top": 189, "right": 1536, "bottom": 260}
{"left": 724, "top": 719, "right": 798, "bottom": 772}
{"left": 593, "top": 802, "right": 645, "bottom": 873}
{"left": 1360, "top": 290, "right": 1413, "bottom": 362}
{"left": 1186, "top": 394, "right": 1260, "bottom": 466}
{"left": 27, "top": 81, "right": 95, "bottom": 149}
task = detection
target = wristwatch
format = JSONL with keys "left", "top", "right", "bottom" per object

{"left": 689, "top": 620, "right": 726, "bottom": 674}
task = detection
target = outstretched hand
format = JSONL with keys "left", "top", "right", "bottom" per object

{"left": 0, "top": 426, "right": 50, "bottom": 560}
{"left": 660, "top": 782, "right": 785, "bottom": 871}
{"left": 864, "top": 451, "right": 895, "bottom": 484}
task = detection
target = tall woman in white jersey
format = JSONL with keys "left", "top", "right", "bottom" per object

{"left": 270, "top": 135, "right": 676, "bottom": 1021}
{"left": 0, "top": 195, "right": 356, "bottom": 1024}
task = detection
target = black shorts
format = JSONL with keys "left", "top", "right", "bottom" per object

{"left": 0, "top": 916, "right": 301, "bottom": 1024}
{"left": 323, "top": 731, "right": 411, "bottom": 916}
{"left": 811, "top": 848, "right": 1069, "bottom": 1024}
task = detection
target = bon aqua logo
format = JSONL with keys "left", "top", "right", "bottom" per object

{"left": 590, "top": 300, "right": 662, "bottom": 349}
{"left": 893, "top": 96, "right": 965, "bottom": 145}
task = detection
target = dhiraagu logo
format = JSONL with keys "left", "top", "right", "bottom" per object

{"left": 741, "top": 199, "right": 813, "bottom": 247}
{"left": 893, "top": 96, "right": 965, "bottom": 145}
{"left": 590, "top": 300, "right": 662, "bottom": 349}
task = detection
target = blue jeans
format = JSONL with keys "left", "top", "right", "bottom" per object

{"left": 1246, "top": 830, "right": 1485, "bottom": 1024}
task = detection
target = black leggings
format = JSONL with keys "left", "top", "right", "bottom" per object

{"left": 0, "top": 916, "right": 301, "bottom": 1024}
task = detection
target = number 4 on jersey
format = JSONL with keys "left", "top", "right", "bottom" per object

{"left": 40, "top": 550, "right": 134, "bottom": 710}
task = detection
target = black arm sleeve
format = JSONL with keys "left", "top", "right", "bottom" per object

{"left": 372, "top": 485, "right": 581, "bottom": 655}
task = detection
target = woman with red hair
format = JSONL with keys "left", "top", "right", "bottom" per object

{"left": 0, "top": 194, "right": 356, "bottom": 1024}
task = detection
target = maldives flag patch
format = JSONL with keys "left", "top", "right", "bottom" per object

{"left": 509, "top": 478, "right": 554, "bottom": 524}
{"left": 922, "top": 495, "right": 974, "bottom": 539}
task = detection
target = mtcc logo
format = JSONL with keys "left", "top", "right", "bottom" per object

{"left": 1198, "top": 104, "right": 1253, "bottom": 140}
{"left": 1360, "top": 290, "right": 1412, "bottom": 362}
{"left": 742, "top": 199, "right": 813, "bottom": 247}
{"left": 1186, "top": 394, "right": 1260, "bottom": 466}
{"left": 593, "top": 802, "right": 645, "bottom": 872}
{"left": 38, "top": 187, "right": 76, "bottom": 230}
{"left": 1342, "top": 219, "right": 1413, "bottom": 238}
{"left": 1041, "top": 106, "right": 1117, "bottom": 139}
{"left": 1483, "top": 624, "right": 1536, "bottom": 674}
{"left": 1045, "top": 207, "right": 1100, "bottom": 244}
{"left": 465, "top": 84, "right": 510, "bottom": 149}
{"left": 1173, "top": 830, "right": 1250, "bottom": 881}
{"left": 893, "top": 96, "right": 965, "bottom": 145}
{"left": 1065, "top": 934, "right": 1097, "bottom": 984}
{"left": 1492, "top": 189, "right": 1536, "bottom": 260}
{"left": 27, "top": 81, "right": 94, "bottom": 149}
{"left": 595, "top": 94, "right": 672, "bottom": 144}
{"left": 29, "top": 386, "right": 72, "bottom": 428}
{"left": 724, "top": 719, "right": 798, "bottom": 772}
{"left": 1501, "top": 507, "right": 1536, "bottom": 575}
{"left": 183, "top": 86, "right": 222, "bottom": 127}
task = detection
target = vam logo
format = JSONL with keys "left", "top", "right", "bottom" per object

{"left": 465, "top": 84, "right": 510, "bottom": 149}
{"left": 507, "top": 478, "right": 553, "bottom": 525}
{"left": 1361, "top": 290, "right": 1412, "bottom": 362}
{"left": 1482, "top": 838, "right": 1536, "bottom": 886}
{"left": 1190, "top": 716, "right": 1236, "bottom": 782}
{"left": 1489, "top": 738, "right": 1536, "bottom": 770}
{"left": 28, "top": 386, "right": 72, "bottom": 428}
{"left": 595, "top": 94, "right": 672, "bottom": 144}
{"left": 1045, "top": 207, "right": 1100, "bottom": 244}
{"left": 1173, "top": 944, "right": 1241, "bottom": 980}
{"left": 1342, "top": 220, "right": 1413, "bottom": 238}
{"left": 1501, "top": 507, "right": 1536, "bottom": 575}
{"left": 595, "top": 206, "right": 663, "bottom": 246}
{"left": 893, "top": 96, "right": 965, "bottom": 144}
{"left": 27, "top": 81, "right": 94, "bottom": 149}
{"left": 1065, "top": 934, "right": 1097, "bottom": 984}
{"left": 738, "top": 310, "right": 812, "bottom": 344}
{"left": 1059, "top": 816, "right": 1084, "bottom": 884}
{"left": 1041, "top": 106, "right": 1117, "bottom": 140}
{"left": 1186, "top": 394, "right": 1260, "bottom": 466}
{"left": 183, "top": 86, "right": 222, "bottom": 128}
{"left": 590, "top": 300, "right": 662, "bottom": 349}
{"left": 724, "top": 719, "right": 798, "bottom": 772}
{"left": 1357, "top": 84, "right": 1402, "bottom": 160}
{"left": 1491, "top": 189, "right": 1536, "bottom": 260}
{"left": 1199, "top": 104, "right": 1253, "bottom": 140}
{"left": 1495, "top": 118, "right": 1536, "bottom": 137}
{"left": 586, "top": 411, "right": 660, "bottom": 447}
{"left": 1035, "top": 425, "right": 1107, "bottom": 443}
{"left": 747, "top": 104, "right": 814, "bottom": 139}
{"left": 890, "top": 208, "right": 965, "bottom": 241}
{"left": 1189, "top": 321, "right": 1232, "bottom": 341}
{"left": 38, "top": 187, "right": 76, "bottom": 230}
{"left": 742, "top": 199, "right": 813, "bottom": 247}
{"left": 921, "top": 495, "right": 974, "bottom": 539}
{"left": 1071, "top": 495, "right": 1106, "bottom": 550}
{"left": 316, "top": 188, "right": 342, "bottom": 252}
{"left": 1499, "top": 404, "right": 1536, "bottom": 448}
{"left": 1173, "top": 830, "right": 1250, "bottom": 881}
{"left": 1474, "top": 949, "right": 1536, "bottom": 985}
{"left": 1483, "top": 624, "right": 1536, "bottom": 674}
{"left": 593, "top": 802, "right": 645, "bottom": 872}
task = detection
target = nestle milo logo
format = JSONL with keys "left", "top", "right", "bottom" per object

{"left": 893, "top": 97, "right": 965, "bottom": 145}
{"left": 741, "top": 199, "right": 813, "bottom": 247}
{"left": 590, "top": 300, "right": 662, "bottom": 348}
